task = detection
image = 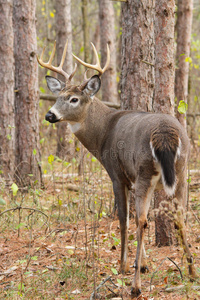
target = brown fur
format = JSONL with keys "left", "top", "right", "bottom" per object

{"left": 151, "top": 124, "right": 179, "bottom": 153}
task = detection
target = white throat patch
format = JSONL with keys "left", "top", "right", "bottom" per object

{"left": 68, "top": 122, "right": 81, "bottom": 133}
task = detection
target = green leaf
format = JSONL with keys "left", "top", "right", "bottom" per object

{"left": 117, "top": 278, "right": 125, "bottom": 286}
{"left": 33, "top": 149, "right": 37, "bottom": 155}
{"left": 39, "top": 87, "right": 45, "bottom": 94}
{"left": 31, "top": 256, "right": 38, "bottom": 261}
{"left": 55, "top": 156, "right": 62, "bottom": 162}
{"left": 111, "top": 268, "right": 118, "bottom": 275}
{"left": 178, "top": 100, "right": 188, "bottom": 114}
{"left": 58, "top": 199, "right": 62, "bottom": 206}
{"left": 72, "top": 157, "right": 76, "bottom": 163}
{"left": 48, "top": 154, "right": 54, "bottom": 164}
{"left": 128, "top": 234, "right": 134, "bottom": 241}
{"left": 40, "top": 138, "right": 45, "bottom": 144}
{"left": 0, "top": 198, "right": 6, "bottom": 205}
{"left": 133, "top": 241, "right": 138, "bottom": 246}
{"left": 7, "top": 134, "right": 11, "bottom": 140}
{"left": 185, "top": 56, "right": 192, "bottom": 63}
{"left": 19, "top": 259, "right": 27, "bottom": 264}
{"left": 18, "top": 282, "right": 25, "bottom": 292}
{"left": 91, "top": 156, "right": 97, "bottom": 162}
{"left": 16, "top": 223, "right": 25, "bottom": 229}
{"left": 68, "top": 249, "right": 74, "bottom": 255}
{"left": 112, "top": 237, "right": 120, "bottom": 246}
{"left": 11, "top": 183, "right": 19, "bottom": 196}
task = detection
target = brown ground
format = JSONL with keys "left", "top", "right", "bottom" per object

{"left": 0, "top": 155, "right": 199, "bottom": 299}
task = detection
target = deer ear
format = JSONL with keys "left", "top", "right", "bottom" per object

{"left": 45, "top": 76, "right": 65, "bottom": 94}
{"left": 83, "top": 75, "right": 101, "bottom": 97}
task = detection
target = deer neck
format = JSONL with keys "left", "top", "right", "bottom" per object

{"left": 73, "top": 97, "right": 113, "bottom": 160}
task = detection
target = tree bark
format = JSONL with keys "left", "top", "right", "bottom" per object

{"left": 120, "top": 0, "right": 155, "bottom": 216}
{"left": 81, "top": 0, "right": 89, "bottom": 62}
{"left": 98, "top": 0, "right": 118, "bottom": 103}
{"left": 13, "top": 0, "right": 42, "bottom": 187}
{"left": 55, "top": 0, "right": 74, "bottom": 160}
{"left": 120, "top": 0, "right": 155, "bottom": 111}
{"left": 153, "top": 0, "right": 175, "bottom": 246}
{"left": 0, "top": 0, "right": 15, "bottom": 184}
{"left": 175, "top": 0, "right": 193, "bottom": 128}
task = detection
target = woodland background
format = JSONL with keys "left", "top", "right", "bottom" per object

{"left": 0, "top": 0, "right": 200, "bottom": 299}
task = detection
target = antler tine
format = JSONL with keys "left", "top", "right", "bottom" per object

{"left": 72, "top": 42, "right": 110, "bottom": 76}
{"left": 37, "top": 40, "right": 77, "bottom": 83}
{"left": 69, "top": 63, "right": 78, "bottom": 81}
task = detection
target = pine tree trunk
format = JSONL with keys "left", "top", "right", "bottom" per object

{"left": 120, "top": 0, "right": 155, "bottom": 215}
{"left": 81, "top": 0, "right": 89, "bottom": 62}
{"left": 175, "top": 0, "right": 193, "bottom": 128}
{"left": 153, "top": 0, "right": 175, "bottom": 246}
{"left": 98, "top": 0, "right": 118, "bottom": 103}
{"left": 0, "top": 0, "right": 15, "bottom": 184}
{"left": 120, "top": 0, "right": 155, "bottom": 111}
{"left": 55, "top": 0, "right": 74, "bottom": 160}
{"left": 13, "top": 0, "right": 42, "bottom": 187}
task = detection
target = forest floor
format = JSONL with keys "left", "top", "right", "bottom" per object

{"left": 0, "top": 148, "right": 200, "bottom": 299}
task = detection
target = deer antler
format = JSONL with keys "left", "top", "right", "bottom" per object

{"left": 37, "top": 40, "right": 77, "bottom": 83}
{"left": 72, "top": 43, "right": 110, "bottom": 76}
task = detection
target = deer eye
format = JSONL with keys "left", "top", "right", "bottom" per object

{"left": 70, "top": 98, "right": 79, "bottom": 103}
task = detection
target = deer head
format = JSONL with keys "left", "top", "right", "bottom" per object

{"left": 37, "top": 41, "right": 110, "bottom": 126}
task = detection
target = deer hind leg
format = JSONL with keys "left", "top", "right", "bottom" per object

{"left": 174, "top": 170, "right": 197, "bottom": 278}
{"left": 113, "top": 181, "right": 129, "bottom": 273}
{"left": 132, "top": 175, "right": 159, "bottom": 298}
{"left": 135, "top": 215, "right": 149, "bottom": 273}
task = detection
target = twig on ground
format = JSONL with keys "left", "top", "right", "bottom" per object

{"left": 0, "top": 206, "right": 48, "bottom": 220}
{"left": 190, "top": 204, "right": 200, "bottom": 224}
{"left": 165, "top": 285, "right": 200, "bottom": 292}
{"left": 150, "top": 257, "right": 167, "bottom": 291}
{"left": 166, "top": 257, "right": 183, "bottom": 280}
{"left": 150, "top": 256, "right": 183, "bottom": 292}
{"left": 109, "top": 276, "right": 119, "bottom": 288}
{"left": 105, "top": 284, "right": 119, "bottom": 296}
{"left": 90, "top": 276, "right": 112, "bottom": 300}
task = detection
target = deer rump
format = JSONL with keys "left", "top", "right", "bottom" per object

{"left": 150, "top": 124, "right": 181, "bottom": 196}
{"left": 102, "top": 111, "right": 185, "bottom": 198}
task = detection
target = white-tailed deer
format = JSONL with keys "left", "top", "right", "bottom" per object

{"left": 37, "top": 41, "right": 196, "bottom": 297}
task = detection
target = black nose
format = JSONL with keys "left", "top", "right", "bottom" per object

{"left": 45, "top": 111, "right": 57, "bottom": 123}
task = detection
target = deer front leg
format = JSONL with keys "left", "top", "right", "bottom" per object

{"left": 113, "top": 181, "right": 129, "bottom": 274}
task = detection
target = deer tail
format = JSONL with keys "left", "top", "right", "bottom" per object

{"left": 150, "top": 126, "right": 181, "bottom": 196}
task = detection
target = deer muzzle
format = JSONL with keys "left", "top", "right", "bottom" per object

{"left": 45, "top": 110, "right": 60, "bottom": 123}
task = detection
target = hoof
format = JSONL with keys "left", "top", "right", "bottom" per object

{"left": 141, "top": 265, "right": 149, "bottom": 273}
{"left": 131, "top": 287, "right": 141, "bottom": 298}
